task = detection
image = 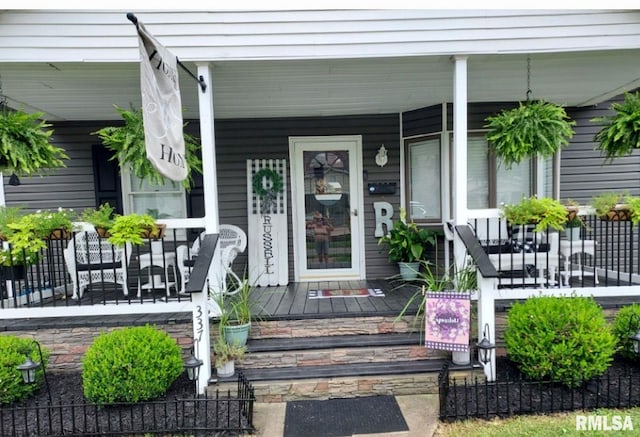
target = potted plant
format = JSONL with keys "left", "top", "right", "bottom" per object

{"left": 1, "top": 217, "right": 46, "bottom": 280}
{"left": 378, "top": 208, "right": 438, "bottom": 280}
{"left": 213, "top": 335, "right": 246, "bottom": 378}
{"left": 217, "top": 275, "right": 254, "bottom": 347}
{"left": 80, "top": 203, "right": 116, "bottom": 237}
{"left": 592, "top": 91, "right": 640, "bottom": 160}
{"left": 564, "top": 216, "right": 582, "bottom": 241}
{"left": 501, "top": 196, "right": 568, "bottom": 232}
{"left": 485, "top": 100, "right": 575, "bottom": 168}
{"left": 93, "top": 104, "right": 202, "bottom": 190}
{"left": 107, "top": 213, "right": 164, "bottom": 247}
{"left": 31, "top": 208, "right": 75, "bottom": 240}
{"left": 0, "top": 109, "right": 69, "bottom": 175}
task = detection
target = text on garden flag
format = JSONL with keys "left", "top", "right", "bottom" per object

{"left": 424, "top": 291, "right": 471, "bottom": 352}
{"left": 134, "top": 21, "right": 187, "bottom": 182}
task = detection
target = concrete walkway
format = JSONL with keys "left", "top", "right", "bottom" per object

{"left": 252, "top": 394, "right": 439, "bottom": 437}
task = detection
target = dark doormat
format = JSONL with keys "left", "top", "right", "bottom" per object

{"left": 284, "top": 395, "right": 409, "bottom": 437}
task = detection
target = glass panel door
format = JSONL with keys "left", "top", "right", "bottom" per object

{"left": 290, "top": 136, "right": 364, "bottom": 281}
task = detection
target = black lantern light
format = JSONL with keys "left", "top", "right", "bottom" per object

{"left": 17, "top": 340, "right": 52, "bottom": 404}
{"left": 476, "top": 323, "right": 496, "bottom": 366}
{"left": 183, "top": 340, "right": 204, "bottom": 395}
{"left": 628, "top": 314, "right": 640, "bottom": 355}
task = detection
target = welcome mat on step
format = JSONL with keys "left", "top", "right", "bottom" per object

{"left": 308, "top": 288, "right": 385, "bottom": 299}
{"left": 284, "top": 395, "right": 408, "bottom": 437}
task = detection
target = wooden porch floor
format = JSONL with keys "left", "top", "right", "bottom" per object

{"left": 250, "top": 279, "right": 420, "bottom": 321}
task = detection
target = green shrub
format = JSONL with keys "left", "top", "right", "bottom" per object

{"left": 504, "top": 296, "right": 616, "bottom": 387}
{"left": 612, "top": 304, "right": 640, "bottom": 360}
{"left": 82, "top": 325, "right": 183, "bottom": 404}
{"left": 0, "top": 335, "right": 50, "bottom": 405}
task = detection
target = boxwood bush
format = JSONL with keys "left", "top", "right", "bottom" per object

{"left": 0, "top": 335, "right": 50, "bottom": 405}
{"left": 504, "top": 296, "right": 616, "bottom": 387}
{"left": 612, "top": 304, "right": 640, "bottom": 360}
{"left": 82, "top": 325, "right": 183, "bottom": 404}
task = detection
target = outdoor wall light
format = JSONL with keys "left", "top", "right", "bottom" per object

{"left": 628, "top": 314, "right": 640, "bottom": 355}
{"left": 476, "top": 323, "right": 495, "bottom": 366}
{"left": 8, "top": 173, "right": 20, "bottom": 186}
{"left": 183, "top": 340, "right": 203, "bottom": 395}
{"left": 17, "top": 339, "right": 52, "bottom": 404}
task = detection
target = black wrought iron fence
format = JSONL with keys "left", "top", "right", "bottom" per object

{"left": 0, "top": 373, "right": 255, "bottom": 437}
{"left": 439, "top": 364, "right": 640, "bottom": 422}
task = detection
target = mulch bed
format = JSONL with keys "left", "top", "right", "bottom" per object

{"left": 2, "top": 372, "right": 252, "bottom": 436}
{"left": 441, "top": 355, "right": 640, "bottom": 421}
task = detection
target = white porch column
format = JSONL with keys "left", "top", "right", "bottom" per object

{"left": 477, "top": 275, "right": 497, "bottom": 381}
{"left": 0, "top": 173, "right": 5, "bottom": 206}
{"left": 191, "top": 62, "right": 220, "bottom": 394}
{"left": 451, "top": 55, "right": 470, "bottom": 365}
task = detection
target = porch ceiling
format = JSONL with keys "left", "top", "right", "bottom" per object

{"left": 1, "top": 49, "right": 640, "bottom": 121}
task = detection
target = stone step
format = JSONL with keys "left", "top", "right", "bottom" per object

{"left": 249, "top": 315, "right": 420, "bottom": 340}
{"left": 211, "top": 360, "right": 482, "bottom": 403}
{"left": 242, "top": 332, "right": 448, "bottom": 369}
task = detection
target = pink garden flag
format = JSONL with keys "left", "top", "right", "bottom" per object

{"left": 425, "top": 291, "right": 471, "bottom": 352}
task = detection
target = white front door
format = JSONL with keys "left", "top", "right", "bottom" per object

{"left": 289, "top": 136, "right": 365, "bottom": 281}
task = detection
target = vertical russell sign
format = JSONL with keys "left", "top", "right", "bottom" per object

{"left": 133, "top": 20, "right": 187, "bottom": 182}
{"left": 247, "top": 159, "right": 289, "bottom": 287}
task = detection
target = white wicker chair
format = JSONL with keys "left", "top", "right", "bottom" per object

{"left": 64, "top": 229, "right": 132, "bottom": 299}
{"left": 176, "top": 224, "right": 247, "bottom": 294}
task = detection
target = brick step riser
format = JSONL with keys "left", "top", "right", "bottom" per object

{"left": 250, "top": 315, "right": 420, "bottom": 340}
{"left": 218, "top": 373, "right": 441, "bottom": 403}
{"left": 242, "top": 345, "right": 448, "bottom": 369}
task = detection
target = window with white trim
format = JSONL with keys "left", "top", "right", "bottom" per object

{"left": 122, "top": 167, "right": 187, "bottom": 219}
{"left": 406, "top": 136, "right": 441, "bottom": 222}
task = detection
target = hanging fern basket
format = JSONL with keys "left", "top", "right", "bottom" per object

{"left": 592, "top": 91, "right": 640, "bottom": 160}
{"left": 0, "top": 110, "right": 69, "bottom": 176}
{"left": 485, "top": 100, "right": 575, "bottom": 168}
{"left": 93, "top": 105, "right": 202, "bottom": 190}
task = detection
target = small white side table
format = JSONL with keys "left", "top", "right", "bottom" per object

{"left": 560, "top": 239, "right": 598, "bottom": 286}
{"left": 137, "top": 249, "right": 177, "bottom": 297}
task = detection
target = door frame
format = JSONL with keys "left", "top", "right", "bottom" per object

{"left": 289, "top": 135, "right": 366, "bottom": 282}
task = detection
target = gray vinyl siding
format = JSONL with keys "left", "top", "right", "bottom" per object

{"left": 3, "top": 122, "right": 97, "bottom": 213}
{"left": 16, "top": 114, "right": 402, "bottom": 281}
{"left": 214, "top": 114, "right": 401, "bottom": 280}
{"left": 561, "top": 93, "right": 640, "bottom": 203}
{"left": 446, "top": 102, "right": 518, "bottom": 131}
{"left": 402, "top": 105, "right": 442, "bottom": 138}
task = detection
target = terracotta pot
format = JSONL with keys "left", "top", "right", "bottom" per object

{"left": 94, "top": 226, "right": 111, "bottom": 238}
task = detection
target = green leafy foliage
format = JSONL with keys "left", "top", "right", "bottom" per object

{"left": 501, "top": 196, "right": 568, "bottom": 232}
{"left": 0, "top": 335, "right": 50, "bottom": 405}
{"left": 504, "top": 296, "right": 616, "bottom": 387}
{"left": 593, "top": 91, "right": 640, "bottom": 160}
{"left": 80, "top": 203, "right": 116, "bottom": 230}
{"left": 612, "top": 304, "right": 640, "bottom": 360}
{"left": 107, "top": 213, "right": 157, "bottom": 246}
{"left": 378, "top": 209, "right": 438, "bottom": 263}
{"left": 0, "top": 110, "right": 69, "bottom": 176}
{"left": 485, "top": 100, "right": 575, "bottom": 168}
{"left": 93, "top": 105, "right": 202, "bottom": 190}
{"left": 82, "top": 325, "right": 183, "bottom": 404}
{"left": 0, "top": 206, "right": 23, "bottom": 240}
{"left": 213, "top": 336, "right": 246, "bottom": 368}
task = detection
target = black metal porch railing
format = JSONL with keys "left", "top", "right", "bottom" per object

{"left": 468, "top": 213, "right": 640, "bottom": 289}
{"left": 0, "top": 372, "right": 255, "bottom": 436}
{"left": 0, "top": 227, "right": 207, "bottom": 309}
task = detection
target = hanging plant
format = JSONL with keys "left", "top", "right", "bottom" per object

{"left": 93, "top": 105, "right": 202, "bottom": 190}
{"left": 592, "top": 91, "right": 640, "bottom": 160}
{"left": 485, "top": 100, "right": 575, "bottom": 168}
{"left": 0, "top": 109, "right": 69, "bottom": 175}
{"left": 252, "top": 168, "right": 284, "bottom": 214}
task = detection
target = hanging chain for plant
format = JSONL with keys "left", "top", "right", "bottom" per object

{"left": 0, "top": 73, "right": 7, "bottom": 112}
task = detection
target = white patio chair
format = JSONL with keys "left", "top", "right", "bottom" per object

{"left": 176, "top": 224, "right": 247, "bottom": 295}
{"left": 64, "top": 228, "right": 132, "bottom": 299}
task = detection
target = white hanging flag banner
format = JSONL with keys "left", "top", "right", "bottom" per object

{"left": 135, "top": 21, "right": 187, "bottom": 182}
